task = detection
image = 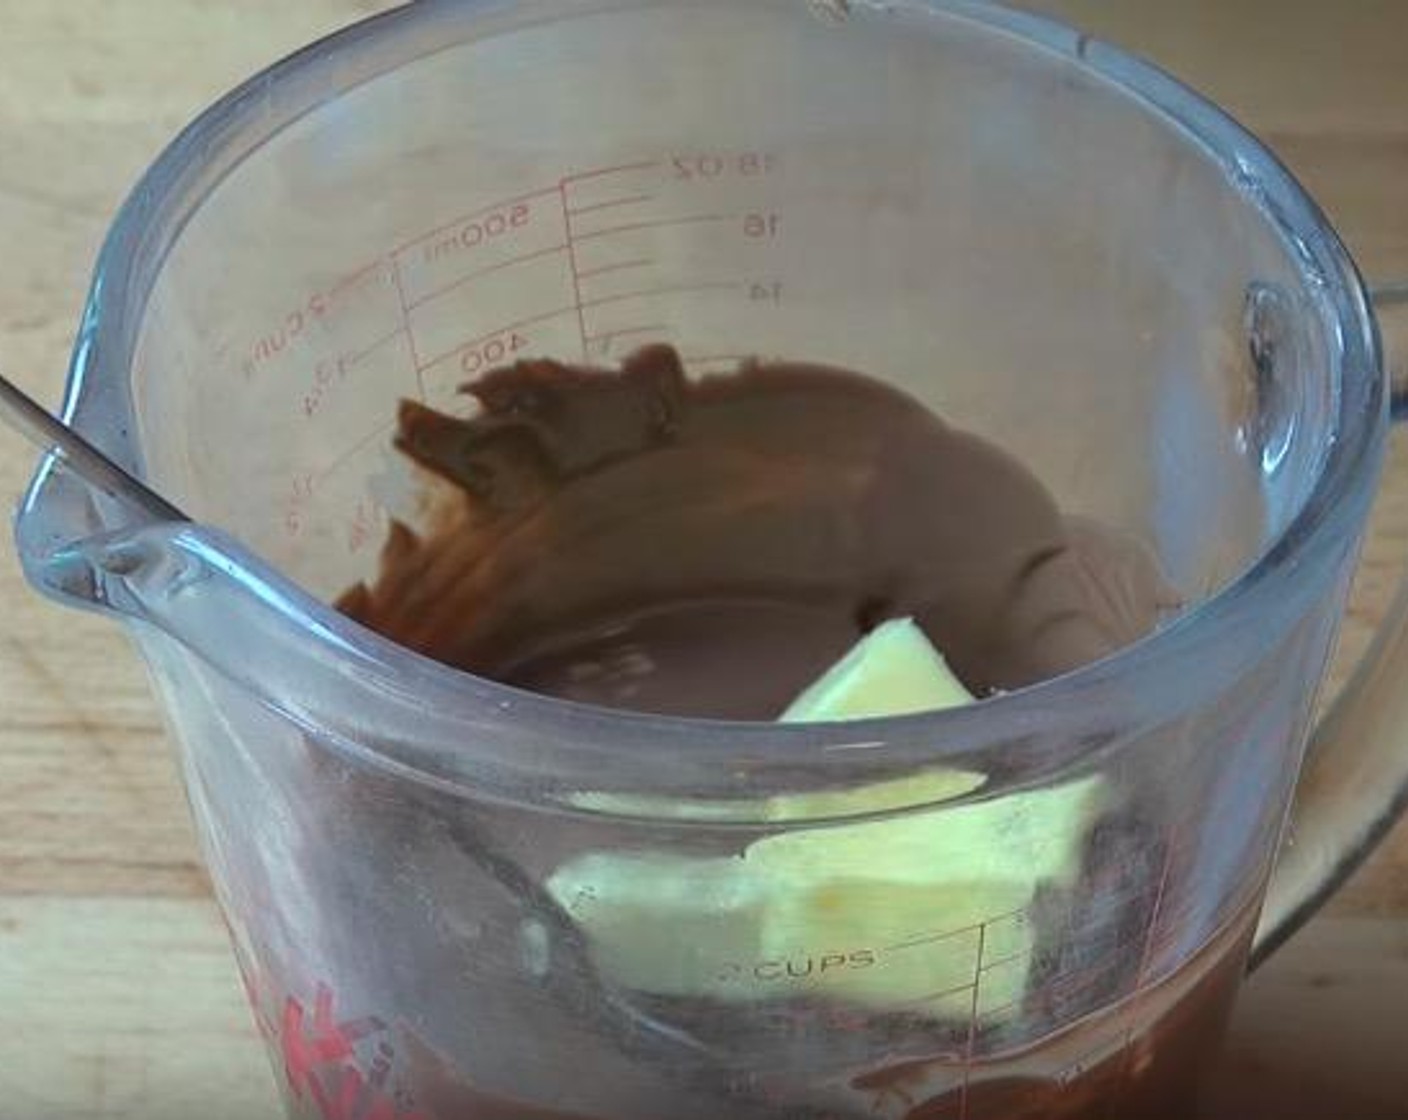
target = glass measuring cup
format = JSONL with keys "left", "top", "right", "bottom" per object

{"left": 11, "top": 0, "right": 1408, "bottom": 1116}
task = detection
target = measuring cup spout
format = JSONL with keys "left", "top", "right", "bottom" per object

{"left": 15, "top": 449, "right": 313, "bottom": 706}
{"left": 17, "top": 458, "right": 385, "bottom": 754}
{"left": 15, "top": 448, "right": 184, "bottom": 617}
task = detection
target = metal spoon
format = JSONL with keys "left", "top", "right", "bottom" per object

{"left": 0, "top": 371, "right": 756, "bottom": 1098}
{"left": 0, "top": 372, "right": 187, "bottom": 523}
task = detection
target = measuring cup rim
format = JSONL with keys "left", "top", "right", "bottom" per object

{"left": 32, "top": 0, "right": 1385, "bottom": 806}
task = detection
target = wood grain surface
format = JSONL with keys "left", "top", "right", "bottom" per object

{"left": 0, "top": 2, "right": 1404, "bottom": 1117}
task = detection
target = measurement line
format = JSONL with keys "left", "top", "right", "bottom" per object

{"left": 574, "top": 213, "right": 736, "bottom": 244}
{"left": 326, "top": 258, "right": 388, "bottom": 302}
{"left": 1116, "top": 838, "right": 1178, "bottom": 1085}
{"left": 390, "top": 186, "right": 560, "bottom": 260}
{"left": 388, "top": 257, "right": 427, "bottom": 398}
{"left": 975, "top": 997, "right": 1021, "bottom": 1023}
{"left": 578, "top": 257, "right": 655, "bottom": 281}
{"left": 313, "top": 418, "right": 398, "bottom": 486}
{"left": 559, "top": 180, "right": 590, "bottom": 360}
{"left": 885, "top": 919, "right": 988, "bottom": 954}
{"left": 580, "top": 280, "right": 740, "bottom": 312}
{"left": 562, "top": 159, "right": 661, "bottom": 183}
{"left": 343, "top": 325, "right": 407, "bottom": 368}
{"left": 1138, "top": 849, "right": 1176, "bottom": 982}
{"left": 958, "top": 922, "right": 988, "bottom": 1120}
{"left": 406, "top": 243, "right": 569, "bottom": 311}
{"left": 568, "top": 193, "right": 653, "bottom": 217}
{"left": 893, "top": 979, "right": 981, "bottom": 1010}
{"left": 585, "top": 323, "right": 670, "bottom": 346}
{"left": 681, "top": 352, "right": 755, "bottom": 367}
{"left": 977, "top": 950, "right": 1027, "bottom": 974}
{"left": 1045, "top": 963, "right": 1119, "bottom": 1001}
{"left": 420, "top": 305, "right": 579, "bottom": 374}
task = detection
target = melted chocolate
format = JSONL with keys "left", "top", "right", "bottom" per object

{"left": 338, "top": 345, "right": 1174, "bottom": 717}
{"left": 324, "top": 346, "right": 1222, "bottom": 1117}
{"left": 848, "top": 905, "right": 1252, "bottom": 1119}
{"left": 284, "top": 901, "right": 1252, "bottom": 1120}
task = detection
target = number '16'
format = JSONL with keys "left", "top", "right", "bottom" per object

{"left": 744, "top": 213, "right": 781, "bottom": 239}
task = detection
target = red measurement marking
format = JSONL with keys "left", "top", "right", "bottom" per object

{"left": 585, "top": 323, "right": 670, "bottom": 346}
{"left": 744, "top": 211, "right": 782, "bottom": 239}
{"left": 1042, "top": 961, "right": 1119, "bottom": 1002}
{"left": 977, "top": 997, "right": 1022, "bottom": 1023}
{"left": 1141, "top": 923, "right": 1185, "bottom": 963}
{"left": 562, "top": 159, "right": 662, "bottom": 183}
{"left": 279, "top": 986, "right": 425, "bottom": 1120}
{"left": 314, "top": 419, "right": 398, "bottom": 486}
{"left": 284, "top": 420, "right": 397, "bottom": 537}
{"left": 302, "top": 354, "right": 350, "bottom": 420}
{"left": 1116, "top": 836, "right": 1178, "bottom": 1078}
{"left": 577, "top": 257, "right": 654, "bottom": 280}
{"left": 682, "top": 352, "right": 754, "bottom": 367}
{"left": 243, "top": 313, "right": 306, "bottom": 378}
{"left": 894, "top": 979, "right": 982, "bottom": 1010}
{"left": 560, "top": 181, "right": 590, "bottom": 360}
{"left": 344, "top": 325, "right": 407, "bottom": 369}
{"left": 580, "top": 280, "right": 741, "bottom": 313}
{"left": 958, "top": 923, "right": 988, "bottom": 1120}
{"left": 347, "top": 499, "right": 379, "bottom": 555}
{"left": 568, "top": 193, "right": 653, "bottom": 217}
{"left": 672, "top": 151, "right": 778, "bottom": 180}
{"left": 458, "top": 330, "right": 531, "bottom": 379}
{"left": 390, "top": 186, "right": 559, "bottom": 260}
{"left": 420, "top": 305, "right": 579, "bottom": 375}
{"left": 413, "top": 203, "right": 537, "bottom": 271}
{"left": 1136, "top": 845, "right": 1176, "bottom": 985}
{"left": 282, "top": 987, "right": 377, "bottom": 1100}
{"left": 884, "top": 916, "right": 994, "bottom": 954}
{"left": 242, "top": 263, "right": 394, "bottom": 378}
{"left": 977, "top": 950, "right": 1029, "bottom": 974}
{"left": 406, "top": 242, "right": 569, "bottom": 312}
{"left": 574, "top": 212, "right": 735, "bottom": 244}
{"left": 325, "top": 258, "right": 386, "bottom": 303}
{"left": 388, "top": 258, "right": 426, "bottom": 396}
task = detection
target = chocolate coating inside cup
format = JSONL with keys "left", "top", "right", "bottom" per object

{"left": 337, "top": 345, "right": 1176, "bottom": 718}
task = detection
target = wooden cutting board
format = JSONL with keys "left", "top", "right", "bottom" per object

{"left": 0, "top": 2, "right": 1403, "bottom": 1116}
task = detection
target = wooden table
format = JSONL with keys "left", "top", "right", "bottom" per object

{"left": 0, "top": 2, "right": 1404, "bottom": 1116}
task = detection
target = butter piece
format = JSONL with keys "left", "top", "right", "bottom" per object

{"left": 567, "top": 618, "right": 983, "bottom": 822}
{"left": 548, "top": 620, "right": 1103, "bottom": 1019}
{"left": 781, "top": 617, "right": 973, "bottom": 721}
{"left": 765, "top": 617, "right": 986, "bottom": 819}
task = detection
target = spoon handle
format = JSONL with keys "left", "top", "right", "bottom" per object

{"left": 0, "top": 372, "right": 188, "bottom": 524}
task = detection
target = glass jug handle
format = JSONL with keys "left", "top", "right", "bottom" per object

{"left": 1254, "top": 284, "right": 1408, "bottom": 966}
